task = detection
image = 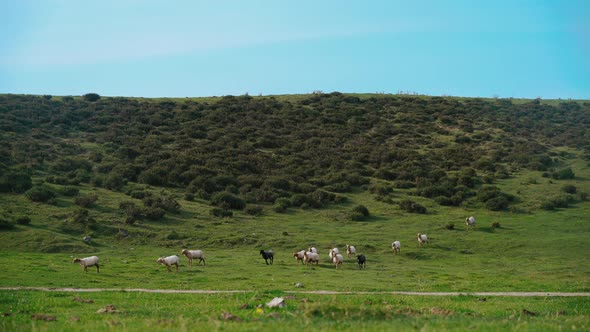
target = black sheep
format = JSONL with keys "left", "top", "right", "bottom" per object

{"left": 357, "top": 254, "right": 366, "bottom": 269}
{"left": 260, "top": 250, "right": 274, "bottom": 265}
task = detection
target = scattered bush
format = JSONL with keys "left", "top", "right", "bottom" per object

{"left": 25, "top": 186, "right": 56, "bottom": 203}
{"left": 210, "top": 208, "right": 233, "bottom": 218}
{"left": 551, "top": 167, "right": 575, "bottom": 180}
{"left": 0, "top": 171, "right": 32, "bottom": 193}
{"left": 143, "top": 207, "right": 166, "bottom": 220}
{"left": 184, "top": 193, "right": 195, "bottom": 201}
{"left": 541, "top": 194, "right": 574, "bottom": 210}
{"left": 561, "top": 184, "right": 577, "bottom": 194}
{"left": 352, "top": 205, "right": 370, "bottom": 217}
{"left": 273, "top": 197, "right": 291, "bottom": 213}
{"left": 485, "top": 196, "right": 510, "bottom": 211}
{"left": 0, "top": 218, "right": 15, "bottom": 230}
{"left": 445, "top": 223, "right": 455, "bottom": 230}
{"left": 244, "top": 205, "right": 263, "bottom": 216}
{"left": 211, "top": 192, "right": 245, "bottom": 210}
{"left": 398, "top": 200, "right": 427, "bottom": 214}
{"left": 58, "top": 186, "right": 79, "bottom": 196}
{"left": 16, "top": 216, "right": 31, "bottom": 225}
{"left": 74, "top": 193, "right": 98, "bottom": 208}
{"left": 491, "top": 221, "right": 501, "bottom": 228}
{"left": 82, "top": 93, "right": 101, "bottom": 102}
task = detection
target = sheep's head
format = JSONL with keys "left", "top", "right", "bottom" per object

{"left": 156, "top": 257, "right": 164, "bottom": 264}
{"left": 181, "top": 249, "right": 188, "bottom": 255}
{"left": 73, "top": 258, "right": 81, "bottom": 263}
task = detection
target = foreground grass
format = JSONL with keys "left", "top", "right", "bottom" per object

{"left": 1, "top": 291, "right": 588, "bottom": 332}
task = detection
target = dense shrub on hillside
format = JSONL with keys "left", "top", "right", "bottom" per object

{"left": 561, "top": 184, "right": 577, "bottom": 194}
{"left": 74, "top": 193, "right": 98, "bottom": 208}
{"left": 477, "top": 186, "right": 514, "bottom": 210}
{"left": 25, "top": 186, "right": 56, "bottom": 203}
{"left": 143, "top": 195, "right": 181, "bottom": 213}
{"left": 58, "top": 186, "right": 80, "bottom": 196}
{"left": 0, "top": 171, "right": 32, "bottom": 193}
{"left": 210, "top": 208, "right": 233, "bottom": 218}
{"left": 551, "top": 167, "right": 575, "bottom": 180}
{"left": 82, "top": 93, "right": 101, "bottom": 102}
{"left": 211, "top": 192, "right": 245, "bottom": 210}
{"left": 1, "top": 93, "right": 589, "bottom": 210}
{"left": 0, "top": 218, "right": 15, "bottom": 230}
{"left": 398, "top": 199, "right": 427, "bottom": 214}
{"left": 16, "top": 216, "right": 31, "bottom": 225}
{"left": 541, "top": 194, "right": 575, "bottom": 210}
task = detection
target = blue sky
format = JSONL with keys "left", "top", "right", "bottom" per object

{"left": 1, "top": 0, "right": 588, "bottom": 98}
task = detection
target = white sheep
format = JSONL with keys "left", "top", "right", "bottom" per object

{"left": 346, "top": 245, "right": 356, "bottom": 258}
{"left": 157, "top": 255, "right": 179, "bottom": 272}
{"left": 304, "top": 251, "right": 320, "bottom": 265}
{"left": 331, "top": 249, "right": 343, "bottom": 269}
{"left": 73, "top": 256, "right": 99, "bottom": 273}
{"left": 465, "top": 216, "right": 476, "bottom": 230}
{"left": 307, "top": 247, "right": 318, "bottom": 254}
{"left": 392, "top": 241, "right": 401, "bottom": 255}
{"left": 328, "top": 247, "right": 340, "bottom": 259}
{"left": 181, "top": 249, "right": 206, "bottom": 266}
{"left": 417, "top": 233, "right": 428, "bottom": 247}
{"left": 293, "top": 250, "right": 306, "bottom": 264}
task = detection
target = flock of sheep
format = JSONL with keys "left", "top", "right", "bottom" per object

{"left": 73, "top": 217, "right": 476, "bottom": 273}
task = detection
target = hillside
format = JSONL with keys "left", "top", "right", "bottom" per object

{"left": 0, "top": 92, "right": 589, "bottom": 253}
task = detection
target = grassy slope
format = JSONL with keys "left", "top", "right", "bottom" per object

{"left": 1, "top": 149, "right": 588, "bottom": 293}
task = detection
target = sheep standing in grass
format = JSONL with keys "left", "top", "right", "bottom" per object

{"left": 331, "top": 249, "right": 343, "bottom": 269}
{"left": 328, "top": 248, "right": 340, "bottom": 260}
{"left": 304, "top": 251, "right": 320, "bottom": 265}
{"left": 346, "top": 245, "right": 356, "bottom": 258}
{"left": 181, "top": 249, "right": 206, "bottom": 266}
{"left": 417, "top": 233, "right": 428, "bottom": 246}
{"left": 293, "top": 250, "right": 306, "bottom": 264}
{"left": 157, "top": 255, "right": 179, "bottom": 272}
{"left": 357, "top": 254, "right": 366, "bottom": 269}
{"left": 260, "top": 250, "right": 274, "bottom": 265}
{"left": 392, "top": 241, "right": 401, "bottom": 255}
{"left": 465, "top": 216, "right": 476, "bottom": 230}
{"left": 73, "top": 256, "right": 99, "bottom": 273}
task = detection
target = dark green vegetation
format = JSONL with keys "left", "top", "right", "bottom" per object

{"left": 0, "top": 93, "right": 589, "bottom": 330}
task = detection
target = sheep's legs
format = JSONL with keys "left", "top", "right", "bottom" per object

{"left": 96, "top": 264, "right": 99, "bottom": 273}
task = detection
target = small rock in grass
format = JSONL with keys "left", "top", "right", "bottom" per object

{"left": 97, "top": 305, "right": 120, "bottom": 314}
{"left": 31, "top": 314, "right": 57, "bottom": 321}
{"left": 220, "top": 311, "right": 241, "bottom": 321}
{"left": 266, "top": 297, "right": 286, "bottom": 308}
{"left": 295, "top": 283, "right": 304, "bottom": 288}
{"left": 522, "top": 309, "right": 537, "bottom": 316}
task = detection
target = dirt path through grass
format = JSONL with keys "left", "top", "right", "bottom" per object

{"left": 2, "top": 287, "right": 589, "bottom": 297}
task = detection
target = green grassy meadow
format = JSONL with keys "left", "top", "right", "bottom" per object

{"left": 1, "top": 291, "right": 588, "bottom": 331}
{"left": 1, "top": 150, "right": 589, "bottom": 330}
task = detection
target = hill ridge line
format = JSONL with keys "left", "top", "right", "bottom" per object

{"left": 1, "top": 287, "right": 589, "bottom": 297}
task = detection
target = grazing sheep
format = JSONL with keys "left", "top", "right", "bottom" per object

{"left": 357, "top": 254, "right": 366, "bottom": 269}
{"left": 417, "top": 233, "right": 428, "bottom": 246}
{"left": 328, "top": 247, "right": 340, "bottom": 259}
{"left": 307, "top": 247, "right": 318, "bottom": 254}
{"left": 73, "top": 256, "right": 99, "bottom": 273}
{"left": 181, "top": 249, "right": 206, "bottom": 266}
{"left": 303, "top": 251, "right": 320, "bottom": 265}
{"left": 260, "top": 250, "right": 274, "bottom": 265}
{"left": 331, "top": 249, "right": 343, "bottom": 269}
{"left": 392, "top": 241, "right": 401, "bottom": 255}
{"left": 346, "top": 245, "right": 356, "bottom": 258}
{"left": 465, "top": 216, "right": 476, "bottom": 230}
{"left": 293, "top": 250, "right": 306, "bottom": 264}
{"left": 83, "top": 236, "right": 92, "bottom": 244}
{"left": 157, "top": 255, "right": 179, "bottom": 272}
